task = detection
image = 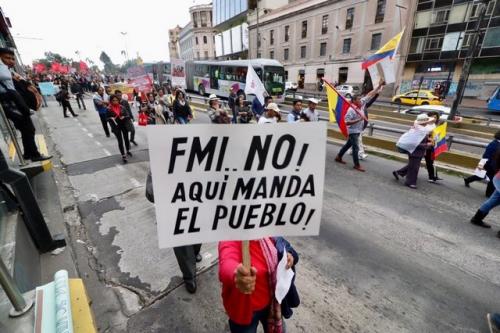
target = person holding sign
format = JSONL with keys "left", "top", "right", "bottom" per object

{"left": 219, "top": 237, "right": 299, "bottom": 333}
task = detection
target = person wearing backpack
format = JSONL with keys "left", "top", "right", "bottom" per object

{"left": 0, "top": 48, "right": 51, "bottom": 161}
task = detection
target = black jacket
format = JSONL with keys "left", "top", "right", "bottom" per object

{"left": 274, "top": 237, "right": 300, "bottom": 319}
{"left": 173, "top": 100, "right": 192, "bottom": 118}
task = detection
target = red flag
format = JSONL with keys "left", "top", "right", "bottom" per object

{"left": 79, "top": 61, "right": 89, "bottom": 73}
{"left": 33, "top": 63, "right": 46, "bottom": 73}
{"left": 51, "top": 61, "right": 61, "bottom": 72}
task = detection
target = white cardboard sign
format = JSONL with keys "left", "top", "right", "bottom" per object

{"left": 147, "top": 123, "right": 326, "bottom": 248}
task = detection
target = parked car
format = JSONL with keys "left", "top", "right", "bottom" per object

{"left": 400, "top": 105, "right": 462, "bottom": 122}
{"left": 487, "top": 87, "right": 500, "bottom": 113}
{"left": 336, "top": 85, "right": 360, "bottom": 99}
{"left": 392, "top": 90, "right": 444, "bottom": 106}
{"left": 285, "top": 81, "right": 298, "bottom": 91}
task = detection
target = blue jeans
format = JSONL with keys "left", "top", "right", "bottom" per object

{"left": 176, "top": 116, "right": 188, "bottom": 124}
{"left": 338, "top": 133, "right": 360, "bottom": 167}
{"left": 229, "top": 307, "right": 269, "bottom": 333}
{"left": 480, "top": 176, "right": 500, "bottom": 214}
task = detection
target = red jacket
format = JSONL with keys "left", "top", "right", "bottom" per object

{"left": 218, "top": 240, "right": 271, "bottom": 325}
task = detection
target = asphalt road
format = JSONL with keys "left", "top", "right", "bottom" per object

{"left": 39, "top": 96, "right": 500, "bottom": 333}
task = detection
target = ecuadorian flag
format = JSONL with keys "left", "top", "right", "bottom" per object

{"left": 362, "top": 29, "right": 404, "bottom": 70}
{"left": 432, "top": 122, "right": 448, "bottom": 159}
{"left": 325, "top": 81, "right": 351, "bottom": 137}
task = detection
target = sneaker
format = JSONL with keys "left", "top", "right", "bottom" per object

{"left": 353, "top": 165, "right": 365, "bottom": 172}
{"left": 122, "top": 156, "right": 128, "bottom": 164}
{"left": 434, "top": 177, "right": 443, "bottom": 181}
{"left": 30, "top": 154, "right": 53, "bottom": 162}
{"left": 406, "top": 184, "right": 417, "bottom": 189}
{"left": 487, "top": 313, "right": 500, "bottom": 333}
{"left": 392, "top": 171, "right": 400, "bottom": 181}
{"left": 428, "top": 179, "right": 437, "bottom": 183}
{"left": 131, "top": 140, "right": 138, "bottom": 146}
{"left": 127, "top": 151, "right": 133, "bottom": 157}
{"left": 359, "top": 153, "right": 368, "bottom": 160}
{"left": 335, "top": 156, "right": 346, "bottom": 164}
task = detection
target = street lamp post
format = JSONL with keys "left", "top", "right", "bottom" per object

{"left": 449, "top": 0, "right": 490, "bottom": 120}
{"left": 120, "top": 31, "right": 130, "bottom": 62}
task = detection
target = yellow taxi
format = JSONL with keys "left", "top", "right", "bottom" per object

{"left": 392, "top": 90, "right": 444, "bottom": 106}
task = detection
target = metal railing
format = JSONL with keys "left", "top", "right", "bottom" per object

{"left": 0, "top": 103, "right": 27, "bottom": 166}
{"left": 0, "top": 256, "right": 33, "bottom": 317}
{"left": 187, "top": 93, "right": 488, "bottom": 151}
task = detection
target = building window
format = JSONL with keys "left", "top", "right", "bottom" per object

{"left": 284, "top": 70, "right": 288, "bottom": 81}
{"left": 300, "top": 45, "right": 306, "bottom": 58}
{"left": 284, "top": 25, "right": 290, "bottom": 42}
{"left": 346, "top": 8, "right": 354, "bottom": 29}
{"left": 433, "top": 9, "right": 450, "bottom": 24}
{"left": 409, "top": 37, "right": 425, "bottom": 53}
{"left": 284, "top": 48, "right": 289, "bottom": 60}
{"left": 204, "top": 51, "right": 209, "bottom": 59}
{"left": 257, "top": 33, "right": 261, "bottom": 47}
{"left": 195, "top": 37, "right": 199, "bottom": 45}
{"left": 203, "top": 35, "right": 207, "bottom": 44}
{"left": 197, "top": 52, "right": 200, "bottom": 59}
{"left": 193, "top": 12, "right": 199, "bottom": 28}
{"left": 425, "top": 36, "right": 444, "bottom": 50}
{"left": 201, "top": 12, "right": 208, "bottom": 27}
{"left": 269, "top": 50, "right": 274, "bottom": 59}
{"left": 319, "top": 42, "right": 327, "bottom": 56}
{"left": 486, "top": 1, "right": 495, "bottom": 15}
{"left": 342, "top": 38, "right": 351, "bottom": 53}
{"left": 370, "top": 33, "right": 382, "bottom": 50}
{"left": 375, "top": 0, "right": 386, "bottom": 23}
{"left": 470, "top": 3, "right": 480, "bottom": 18}
{"left": 257, "top": 52, "right": 261, "bottom": 58}
{"left": 301, "top": 21, "right": 307, "bottom": 39}
{"left": 270, "top": 30, "right": 274, "bottom": 45}
{"left": 321, "top": 15, "right": 328, "bottom": 34}
{"left": 461, "top": 33, "right": 472, "bottom": 48}
{"left": 483, "top": 26, "right": 500, "bottom": 47}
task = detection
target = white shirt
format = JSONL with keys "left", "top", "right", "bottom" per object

{"left": 302, "top": 108, "right": 319, "bottom": 122}
{"left": 258, "top": 116, "right": 277, "bottom": 124}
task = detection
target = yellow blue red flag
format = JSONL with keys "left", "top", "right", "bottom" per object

{"left": 362, "top": 29, "right": 405, "bottom": 70}
{"left": 325, "top": 81, "right": 356, "bottom": 138}
{"left": 432, "top": 122, "right": 448, "bottom": 159}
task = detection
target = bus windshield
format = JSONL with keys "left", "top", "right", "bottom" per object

{"left": 263, "top": 66, "right": 285, "bottom": 95}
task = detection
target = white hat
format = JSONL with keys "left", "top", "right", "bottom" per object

{"left": 416, "top": 113, "right": 430, "bottom": 124}
{"left": 208, "top": 94, "right": 219, "bottom": 101}
{"left": 266, "top": 102, "right": 280, "bottom": 112}
{"left": 307, "top": 98, "right": 320, "bottom": 104}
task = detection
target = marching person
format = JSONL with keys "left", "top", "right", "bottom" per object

{"left": 335, "top": 96, "right": 367, "bottom": 172}
{"left": 218, "top": 237, "right": 299, "bottom": 333}
{"left": 70, "top": 79, "right": 86, "bottom": 110}
{"left": 172, "top": 90, "right": 192, "bottom": 124}
{"left": 470, "top": 150, "right": 500, "bottom": 229}
{"left": 234, "top": 95, "right": 253, "bottom": 124}
{"left": 207, "top": 94, "right": 231, "bottom": 124}
{"left": 258, "top": 103, "right": 281, "bottom": 124}
{"left": 228, "top": 88, "right": 238, "bottom": 124}
{"left": 288, "top": 100, "right": 303, "bottom": 123}
{"left": 302, "top": 98, "right": 320, "bottom": 122}
{"left": 107, "top": 94, "right": 131, "bottom": 163}
{"left": 392, "top": 114, "right": 434, "bottom": 189}
{"left": 115, "top": 90, "right": 137, "bottom": 146}
{"left": 252, "top": 95, "right": 272, "bottom": 121}
{"left": 464, "top": 130, "right": 500, "bottom": 197}
{"left": 93, "top": 86, "right": 111, "bottom": 137}
{"left": 60, "top": 88, "right": 78, "bottom": 118}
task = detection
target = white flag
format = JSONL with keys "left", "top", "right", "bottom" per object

{"left": 245, "top": 64, "right": 268, "bottom": 105}
{"left": 367, "top": 65, "right": 380, "bottom": 86}
{"left": 379, "top": 57, "right": 396, "bottom": 84}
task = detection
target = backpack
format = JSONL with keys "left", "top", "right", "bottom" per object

{"left": 14, "top": 80, "right": 42, "bottom": 111}
{"left": 55, "top": 91, "right": 63, "bottom": 102}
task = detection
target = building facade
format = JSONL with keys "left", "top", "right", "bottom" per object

{"left": 179, "top": 22, "right": 194, "bottom": 61}
{"left": 213, "top": 0, "right": 250, "bottom": 59}
{"left": 248, "top": 0, "right": 412, "bottom": 91}
{"left": 403, "top": 0, "right": 500, "bottom": 100}
{"left": 191, "top": 4, "right": 217, "bottom": 60}
{"left": 168, "top": 25, "right": 182, "bottom": 60}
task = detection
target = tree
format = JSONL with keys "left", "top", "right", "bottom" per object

{"left": 99, "top": 51, "right": 118, "bottom": 74}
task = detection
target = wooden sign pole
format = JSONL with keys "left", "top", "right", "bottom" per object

{"left": 242, "top": 240, "right": 250, "bottom": 269}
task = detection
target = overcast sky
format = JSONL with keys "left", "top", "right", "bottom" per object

{"left": 1, "top": 0, "right": 211, "bottom": 67}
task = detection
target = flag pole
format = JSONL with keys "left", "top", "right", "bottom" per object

{"left": 324, "top": 79, "right": 367, "bottom": 121}
{"left": 242, "top": 241, "right": 250, "bottom": 269}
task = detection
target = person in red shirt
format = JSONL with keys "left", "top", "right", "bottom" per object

{"left": 219, "top": 238, "right": 299, "bottom": 333}
{"left": 107, "top": 95, "right": 132, "bottom": 163}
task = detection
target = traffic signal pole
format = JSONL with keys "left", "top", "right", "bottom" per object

{"left": 449, "top": 0, "right": 490, "bottom": 120}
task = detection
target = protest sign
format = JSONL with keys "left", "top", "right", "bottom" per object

{"left": 171, "top": 59, "right": 186, "bottom": 89}
{"left": 129, "top": 75, "right": 153, "bottom": 94}
{"left": 110, "top": 82, "right": 135, "bottom": 101}
{"left": 38, "top": 82, "right": 56, "bottom": 96}
{"left": 147, "top": 122, "right": 326, "bottom": 248}
{"left": 127, "top": 65, "right": 146, "bottom": 78}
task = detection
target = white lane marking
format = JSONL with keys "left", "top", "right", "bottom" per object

{"left": 94, "top": 141, "right": 102, "bottom": 147}
{"left": 87, "top": 133, "right": 94, "bottom": 138}
{"left": 73, "top": 118, "right": 79, "bottom": 122}
{"left": 77, "top": 122, "right": 83, "bottom": 127}
{"left": 130, "top": 178, "right": 141, "bottom": 187}
{"left": 115, "top": 164, "right": 125, "bottom": 171}
{"left": 81, "top": 127, "right": 88, "bottom": 132}
{"left": 103, "top": 149, "right": 112, "bottom": 156}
